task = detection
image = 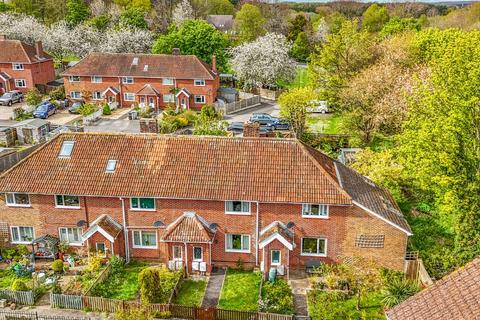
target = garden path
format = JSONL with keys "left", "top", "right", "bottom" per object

{"left": 289, "top": 278, "right": 310, "bottom": 317}
{"left": 201, "top": 268, "right": 225, "bottom": 308}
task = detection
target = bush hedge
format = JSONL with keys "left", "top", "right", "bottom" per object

{"left": 138, "top": 267, "right": 181, "bottom": 304}
{"left": 259, "top": 279, "right": 294, "bottom": 314}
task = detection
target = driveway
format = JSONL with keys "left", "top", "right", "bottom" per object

{"left": 223, "top": 100, "right": 280, "bottom": 123}
{"left": 47, "top": 109, "right": 82, "bottom": 126}
{"left": 85, "top": 117, "right": 140, "bottom": 133}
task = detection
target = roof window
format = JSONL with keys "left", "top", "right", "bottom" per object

{"left": 143, "top": 65, "right": 148, "bottom": 72}
{"left": 106, "top": 160, "right": 117, "bottom": 172}
{"left": 132, "top": 57, "right": 139, "bottom": 65}
{"left": 59, "top": 141, "right": 75, "bottom": 158}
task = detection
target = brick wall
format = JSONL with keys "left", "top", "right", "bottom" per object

{"left": 0, "top": 61, "right": 55, "bottom": 92}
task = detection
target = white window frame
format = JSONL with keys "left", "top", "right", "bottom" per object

{"left": 55, "top": 195, "right": 80, "bottom": 209}
{"left": 124, "top": 92, "right": 135, "bottom": 101}
{"left": 105, "top": 160, "right": 117, "bottom": 173}
{"left": 194, "top": 95, "right": 206, "bottom": 104}
{"left": 301, "top": 237, "right": 327, "bottom": 257}
{"left": 130, "top": 197, "right": 156, "bottom": 211}
{"left": 96, "top": 242, "right": 106, "bottom": 256}
{"left": 163, "top": 94, "right": 174, "bottom": 103}
{"left": 225, "top": 201, "right": 251, "bottom": 215}
{"left": 271, "top": 249, "right": 281, "bottom": 266}
{"left": 225, "top": 234, "right": 250, "bottom": 253}
{"left": 69, "top": 76, "right": 80, "bottom": 82}
{"left": 132, "top": 230, "right": 158, "bottom": 249}
{"left": 193, "top": 246, "right": 203, "bottom": 261}
{"left": 59, "top": 227, "right": 83, "bottom": 245}
{"left": 92, "top": 91, "right": 102, "bottom": 100}
{"left": 70, "top": 91, "right": 81, "bottom": 99}
{"left": 12, "top": 63, "right": 24, "bottom": 70}
{"left": 194, "top": 79, "right": 205, "bottom": 86}
{"left": 10, "top": 226, "right": 34, "bottom": 244}
{"left": 14, "top": 79, "right": 26, "bottom": 88}
{"left": 5, "top": 193, "right": 30, "bottom": 207}
{"left": 173, "top": 245, "right": 183, "bottom": 260}
{"left": 122, "top": 77, "right": 134, "bottom": 84}
{"left": 302, "top": 204, "right": 329, "bottom": 219}
{"left": 162, "top": 78, "right": 174, "bottom": 85}
{"left": 59, "top": 141, "right": 75, "bottom": 158}
{"left": 91, "top": 76, "right": 102, "bottom": 83}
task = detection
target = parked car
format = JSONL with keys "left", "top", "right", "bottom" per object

{"left": 68, "top": 101, "right": 84, "bottom": 114}
{"left": 307, "top": 100, "right": 328, "bottom": 113}
{"left": 33, "top": 101, "right": 56, "bottom": 119}
{"left": 249, "top": 113, "right": 290, "bottom": 130}
{"left": 268, "top": 119, "right": 290, "bottom": 130}
{"left": 0, "top": 91, "right": 24, "bottom": 106}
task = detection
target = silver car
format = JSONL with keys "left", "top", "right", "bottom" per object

{"left": 0, "top": 91, "right": 24, "bottom": 106}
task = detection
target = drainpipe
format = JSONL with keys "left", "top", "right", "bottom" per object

{"left": 255, "top": 201, "right": 259, "bottom": 266}
{"left": 184, "top": 242, "right": 188, "bottom": 276}
{"left": 120, "top": 197, "right": 130, "bottom": 263}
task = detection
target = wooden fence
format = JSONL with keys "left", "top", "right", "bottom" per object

{"left": 0, "top": 310, "right": 92, "bottom": 320}
{"left": 83, "top": 264, "right": 111, "bottom": 295}
{"left": 49, "top": 293, "right": 294, "bottom": 320}
{"left": 220, "top": 95, "right": 261, "bottom": 115}
{"left": 0, "top": 289, "right": 36, "bottom": 305}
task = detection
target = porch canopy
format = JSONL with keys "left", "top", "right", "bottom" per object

{"left": 259, "top": 221, "right": 295, "bottom": 251}
{"left": 82, "top": 214, "right": 122, "bottom": 243}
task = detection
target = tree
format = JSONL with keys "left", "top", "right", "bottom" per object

{"left": 100, "top": 27, "right": 152, "bottom": 53}
{"left": 380, "top": 17, "right": 421, "bottom": 38}
{"left": 207, "top": 0, "right": 234, "bottom": 15}
{"left": 234, "top": 4, "right": 265, "bottom": 43}
{"left": 152, "top": 19, "right": 230, "bottom": 72}
{"left": 10, "top": 0, "right": 44, "bottom": 20}
{"left": 362, "top": 4, "right": 389, "bottom": 32}
{"left": 172, "top": 0, "right": 193, "bottom": 26}
{"left": 229, "top": 33, "right": 296, "bottom": 90}
{"left": 119, "top": 7, "right": 148, "bottom": 29}
{"left": 291, "top": 32, "right": 309, "bottom": 62}
{"left": 44, "top": 0, "right": 67, "bottom": 24}
{"left": 287, "top": 13, "right": 307, "bottom": 41}
{"left": 0, "top": 13, "right": 47, "bottom": 44}
{"left": 88, "top": 14, "right": 111, "bottom": 31}
{"left": 113, "top": 0, "right": 151, "bottom": 12}
{"left": 278, "top": 87, "right": 317, "bottom": 138}
{"left": 65, "top": 0, "right": 90, "bottom": 26}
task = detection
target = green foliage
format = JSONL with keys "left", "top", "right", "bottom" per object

{"left": 173, "top": 279, "right": 207, "bottom": 306}
{"left": 0, "top": 2, "right": 11, "bottom": 12}
{"left": 291, "top": 32, "right": 310, "bottom": 62}
{"left": 77, "top": 103, "right": 96, "bottom": 116}
{"left": 25, "top": 88, "right": 43, "bottom": 106}
{"left": 362, "top": 4, "right": 389, "bottom": 32}
{"left": 88, "top": 14, "right": 111, "bottom": 31}
{"left": 109, "top": 255, "right": 125, "bottom": 274}
{"left": 10, "top": 0, "right": 44, "bottom": 19}
{"left": 138, "top": 267, "right": 180, "bottom": 304}
{"left": 151, "top": 311, "right": 172, "bottom": 319}
{"left": 0, "top": 269, "right": 17, "bottom": 289}
{"left": 115, "top": 308, "right": 153, "bottom": 320}
{"left": 13, "top": 108, "right": 33, "bottom": 121}
{"left": 260, "top": 279, "right": 294, "bottom": 314}
{"left": 85, "top": 252, "right": 103, "bottom": 274}
{"left": 152, "top": 20, "right": 230, "bottom": 72}
{"left": 234, "top": 4, "right": 266, "bottom": 43}
{"left": 381, "top": 278, "right": 420, "bottom": 308}
{"left": 158, "top": 108, "right": 198, "bottom": 134}
{"left": 11, "top": 279, "right": 29, "bottom": 291}
{"left": 288, "top": 13, "right": 308, "bottom": 41}
{"left": 113, "top": 0, "right": 151, "bottom": 12}
{"left": 3, "top": 245, "right": 29, "bottom": 261}
{"left": 380, "top": 17, "right": 421, "bottom": 37}
{"left": 49, "top": 86, "right": 65, "bottom": 101}
{"left": 193, "top": 105, "right": 227, "bottom": 136}
{"left": 278, "top": 87, "right": 318, "bottom": 139}
{"left": 52, "top": 259, "right": 64, "bottom": 273}
{"left": 65, "top": 0, "right": 90, "bottom": 26}
{"left": 207, "top": 0, "right": 235, "bottom": 15}
{"left": 102, "top": 103, "right": 111, "bottom": 116}
{"left": 218, "top": 269, "right": 261, "bottom": 311}
{"left": 119, "top": 8, "right": 148, "bottom": 29}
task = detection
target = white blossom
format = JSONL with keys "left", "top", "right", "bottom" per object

{"left": 230, "top": 33, "right": 297, "bottom": 89}
{"left": 172, "top": 0, "right": 194, "bottom": 27}
{"left": 315, "top": 18, "right": 329, "bottom": 43}
{"left": 99, "top": 27, "right": 153, "bottom": 53}
{"left": 0, "top": 13, "right": 47, "bottom": 45}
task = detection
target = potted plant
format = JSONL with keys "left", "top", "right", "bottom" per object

{"left": 58, "top": 240, "right": 69, "bottom": 261}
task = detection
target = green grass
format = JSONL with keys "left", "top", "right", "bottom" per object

{"left": 218, "top": 269, "right": 261, "bottom": 311}
{"left": 90, "top": 261, "right": 149, "bottom": 300}
{"left": 307, "top": 114, "right": 343, "bottom": 134}
{"left": 173, "top": 279, "right": 207, "bottom": 306}
{"left": 0, "top": 269, "right": 16, "bottom": 289}
{"left": 308, "top": 290, "right": 385, "bottom": 320}
{"left": 277, "top": 67, "right": 309, "bottom": 89}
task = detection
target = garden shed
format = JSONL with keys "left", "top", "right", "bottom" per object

{"left": 13, "top": 119, "right": 50, "bottom": 144}
{"left": 0, "top": 126, "right": 17, "bottom": 147}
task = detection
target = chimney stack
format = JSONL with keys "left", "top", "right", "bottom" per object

{"left": 0, "top": 35, "right": 6, "bottom": 41}
{"left": 35, "top": 41, "right": 44, "bottom": 58}
{"left": 172, "top": 48, "right": 180, "bottom": 55}
{"left": 212, "top": 55, "right": 217, "bottom": 73}
{"left": 244, "top": 122, "right": 261, "bottom": 138}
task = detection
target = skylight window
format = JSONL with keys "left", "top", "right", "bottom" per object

{"left": 106, "top": 160, "right": 117, "bottom": 172}
{"left": 143, "top": 65, "right": 148, "bottom": 72}
{"left": 59, "top": 141, "right": 75, "bottom": 158}
{"left": 132, "top": 57, "right": 139, "bottom": 65}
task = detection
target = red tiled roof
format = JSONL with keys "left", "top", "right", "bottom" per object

{"left": 0, "top": 133, "right": 352, "bottom": 204}
{"left": 0, "top": 40, "right": 52, "bottom": 63}
{"left": 162, "top": 212, "right": 215, "bottom": 243}
{"left": 386, "top": 258, "right": 480, "bottom": 320}
{"left": 83, "top": 214, "right": 123, "bottom": 241}
{"left": 136, "top": 84, "right": 160, "bottom": 96}
{"left": 62, "top": 53, "right": 217, "bottom": 80}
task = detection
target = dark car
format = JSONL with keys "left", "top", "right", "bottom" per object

{"left": 0, "top": 91, "right": 24, "bottom": 106}
{"left": 249, "top": 113, "right": 290, "bottom": 130}
{"left": 68, "top": 101, "right": 84, "bottom": 114}
{"left": 33, "top": 101, "right": 56, "bottom": 119}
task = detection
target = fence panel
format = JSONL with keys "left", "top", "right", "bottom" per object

{"left": 0, "top": 310, "right": 91, "bottom": 320}
{"left": 50, "top": 293, "right": 83, "bottom": 310}
{"left": 83, "top": 295, "right": 124, "bottom": 313}
{"left": 170, "top": 304, "right": 196, "bottom": 319}
{"left": 0, "top": 290, "right": 35, "bottom": 305}
{"left": 223, "top": 95, "right": 261, "bottom": 115}
{"left": 216, "top": 308, "right": 258, "bottom": 320}
{"left": 258, "top": 312, "right": 294, "bottom": 320}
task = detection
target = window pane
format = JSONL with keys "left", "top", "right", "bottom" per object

{"left": 6, "top": 193, "right": 14, "bottom": 204}
{"left": 271, "top": 250, "right": 280, "bottom": 263}
{"left": 14, "top": 194, "right": 29, "bottom": 205}
{"left": 242, "top": 235, "right": 249, "bottom": 250}
{"left": 311, "top": 205, "right": 319, "bottom": 215}
{"left": 59, "top": 228, "right": 67, "bottom": 241}
{"left": 318, "top": 239, "right": 326, "bottom": 254}
{"left": 302, "top": 238, "right": 318, "bottom": 254}
{"left": 56, "top": 195, "right": 64, "bottom": 206}
{"left": 242, "top": 202, "right": 250, "bottom": 212}
{"left": 232, "top": 234, "right": 241, "bottom": 250}
{"left": 193, "top": 247, "right": 202, "bottom": 260}
{"left": 232, "top": 201, "right": 242, "bottom": 212}
{"left": 12, "top": 228, "right": 19, "bottom": 242}
{"left": 133, "top": 231, "right": 140, "bottom": 246}
{"left": 131, "top": 198, "right": 139, "bottom": 209}
{"left": 226, "top": 201, "right": 233, "bottom": 212}
{"left": 19, "top": 227, "right": 33, "bottom": 242}
{"left": 141, "top": 231, "right": 156, "bottom": 246}
{"left": 140, "top": 198, "right": 155, "bottom": 209}
{"left": 64, "top": 196, "right": 79, "bottom": 207}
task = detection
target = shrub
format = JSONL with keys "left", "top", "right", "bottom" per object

{"left": 109, "top": 255, "right": 125, "bottom": 274}
{"left": 3, "top": 245, "right": 29, "bottom": 261}
{"left": 78, "top": 103, "right": 96, "bottom": 116}
{"left": 381, "top": 278, "right": 420, "bottom": 308}
{"left": 11, "top": 279, "right": 29, "bottom": 291}
{"left": 102, "top": 103, "right": 112, "bottom": 115}
{"left": 13, "top": 108, "right": 33, "bottom": 121}
{"left": 25, "top": 88, "right": 43, "bottom": 106}
{"left": 50, "top": 86, "right": 66, "bottom": 100}
{"left": 85, "top": 252, "right": 103, "bottom": 273}
{"left": 139, "top": 267, "right": 180, "bottom": 304}
{"left": 115, "top": 308, "right": 153, "bottom": 320}
{"left": 174, "top": 116, "right": 189, "bottom": 127}
{"left": 260, "top": 279, "right": 294, "bottom": 314}
{"left": 52, "top": 259, "right": 64, "bottom": 273}
{"left": 151, "top": 311, "right": 172, "bottom": 319}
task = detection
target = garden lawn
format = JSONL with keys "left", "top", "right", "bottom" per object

{"left": 307, "top": 114, "right": 343, "bottom": 134}
{"left": 173, "top": 279, "right": 207, "bottom": 306}
{"left": 218, "top": 269, "right": 261, "bottom": 311}
{"left": 308, "top": 290, "right": 385, "bottom": 320}
{"left": 0, "top": 269, "right": 16, "bottom": 289}
{"left": 91, "top": 261, "right": 148, "bottom": 300}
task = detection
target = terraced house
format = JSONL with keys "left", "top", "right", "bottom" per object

{"left": 0, "top": 133, "right": 412, "bottom": 275}
{"left": 62, "top": 51, "right": 220, "bottom": 111}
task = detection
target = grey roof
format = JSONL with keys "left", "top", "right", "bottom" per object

{"left": 206, "top": 15, "right": 234, "bottom": 31}
{"left": 13, "top": 118, "right": 48, "bottom": 128}
{"left": 335, "top": 161, "right": 412, "bottom": 235}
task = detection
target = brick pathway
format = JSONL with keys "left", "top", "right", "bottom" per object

{"left": 289, "top": 278, "right": 310, "bottom": 317}
{"left": 201, "top": 268, "right": 226, "bottom": 308}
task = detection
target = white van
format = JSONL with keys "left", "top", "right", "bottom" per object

{"left": 307, "top": 100, "right": 328, "bottom": 113}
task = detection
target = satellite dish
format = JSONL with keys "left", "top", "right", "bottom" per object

{"left": 153, "top": 221, "right": 165, "bottom": 228}
{"left": 286, "top": 221, "right": 295, "bottom": 229}
{"left": 76, "top": 220, "right": 87, "bottom": 227}
{"left": 209, "top": 223, "right": 218, "bottom": 231}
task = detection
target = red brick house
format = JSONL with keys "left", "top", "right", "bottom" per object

{"left": 0, "top": 133, "right": 412, "bottom": 275}
{"left": 62, "top": 52, "right": 220, "bottom": 111}
{"left": 0, "top": 35, "right": 56, "bottom": 94}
